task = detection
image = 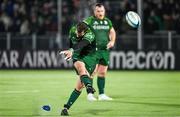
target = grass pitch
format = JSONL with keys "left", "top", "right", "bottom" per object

{"left": 0, "top": 70, "right": 180, "bottom": 117}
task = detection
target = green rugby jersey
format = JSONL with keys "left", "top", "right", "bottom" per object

{"left": 84, "top": 16, "right": 113, "bottom": 50}
{"left": 69, "top": 25, "right": 96, "bottom": 59}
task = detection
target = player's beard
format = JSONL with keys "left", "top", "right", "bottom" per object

{"left": 98, "top": 14, "right": 104, "bottom": 20}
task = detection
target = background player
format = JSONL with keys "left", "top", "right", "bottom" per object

{"left": 84, "top": 3, "right": 116, "bottom": 101}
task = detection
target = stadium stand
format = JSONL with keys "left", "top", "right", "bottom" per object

{"left": 0, "top": 0, "right": 180, "bottom": 35}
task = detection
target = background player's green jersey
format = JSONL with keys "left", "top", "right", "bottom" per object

{"left": 84, "top": 16, "right": 113, "bottom": 50}
{"left": 69, "top": 25, "right": 96, "bottom": 60}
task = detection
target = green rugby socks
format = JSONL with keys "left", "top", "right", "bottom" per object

{"left": 97, "top": 77, "right": 105, "bottom": 94}
{"left": 80, "top": 75, "right": 91, "bottom": 86}
{"left": 80, "top": 75, "right": 95, "bottom": 94}
{"left": 89, "top": 78, "right": 93, "bottom": 86}
{"left": 64, "top": 89, "right": 81, "bottom": 109}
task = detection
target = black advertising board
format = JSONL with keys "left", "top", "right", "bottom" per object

{"left": 0, "top": 50, "right": 179, "bottom": 70}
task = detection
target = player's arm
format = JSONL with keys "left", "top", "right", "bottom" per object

{"left": 73, "top": 31, "right": 94, "bottom": 50}
{"left": 60, "top": 38, "right": 90, "bottom": 60}
{"left": 60, "top": 27, "right": 76, "bottom": 60}
{"left": 72, "top": 39, "right": 90, "bottom": 51}
{"left": 107, "top": 27, "right": 116, "bottom": 49}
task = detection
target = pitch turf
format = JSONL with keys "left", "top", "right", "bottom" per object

{"left": 0, "top": 70, "right": 180, "bottom": 117}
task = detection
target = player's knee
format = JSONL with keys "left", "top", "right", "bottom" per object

{"left": 75, "top": 63, "right": 86, "bottom": 75}
{"left": 78, "top": 69, "right": 86, "bottom": 76}
{"left": 77, "top": 66, "right": 87, "bottom": 75}
{"left": 98, "top": 71, "right": 106, "bottom": 77}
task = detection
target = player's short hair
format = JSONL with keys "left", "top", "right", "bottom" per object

{"left": 77, "top": 22, "right": 88, "bottom": 33}
{"left": 93, "top": 3, "right": 105, "bottom": 11}
{"left": 95, "top": 3, "right": 104, "bottom": 8}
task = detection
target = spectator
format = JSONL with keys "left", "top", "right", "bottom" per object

{"left": 0, "top": 13, "right": 12, "bottom": 31}
{"left": 0, "top": 0, "right": 180, "bottom": 35}
{"left": 20, "top": 19, "right": 30, "bottom": 35}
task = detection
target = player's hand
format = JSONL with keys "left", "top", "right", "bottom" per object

{"left": 107, "top": 41, "right": 115, "bottom": 49}
{"left": 59, "top": 50, "right": 72, "bottom": 61}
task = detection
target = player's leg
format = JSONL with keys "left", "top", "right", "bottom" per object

{"left": 90, "top": 64, "right": 98, "bottom": 80}
{"left": 74, "top": 61, "right": 95, "bottom": 92}
{"left": 97, "top": 64, "right": 112, "bottom": 100}
{"left": 74, "top": 61, "right": 96, "bottom": 100}
{"left": 76, "top": 75, "right": 96, "bottom": 101}
{"left": 81, "top": 55, "right": 99, "bottom": 101}
{"left": 96, "top": 50, "right": 112, "bottom": 101}
{"left": 61, "top": 77, "right": 83, "bottom": 116}
{"left": 97, "top": 64, "right": 108, "bottom": 95}
{"left": 74, "top": 61, "right": 91, "bottom": 85}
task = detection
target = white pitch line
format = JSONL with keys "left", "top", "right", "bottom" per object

{"left": 3, "top": 90, "right": 39, "bottom": 94}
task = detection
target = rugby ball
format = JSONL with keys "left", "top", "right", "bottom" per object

{"left": 125, "top": 11, "right": 141, "bottom": 28}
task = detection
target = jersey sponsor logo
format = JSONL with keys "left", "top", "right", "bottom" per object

{"left": 93, "top": 21, "right": 98, "bottom": 25}
{"left": 104, "top": 20, "right": 108, "bottom": 25}
{"left": 93, "top": 25, "right": 110, "bottom": 30}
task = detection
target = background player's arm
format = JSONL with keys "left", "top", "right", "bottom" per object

{"left": 107, "top": 27, "right": 116, "bottom": 49}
